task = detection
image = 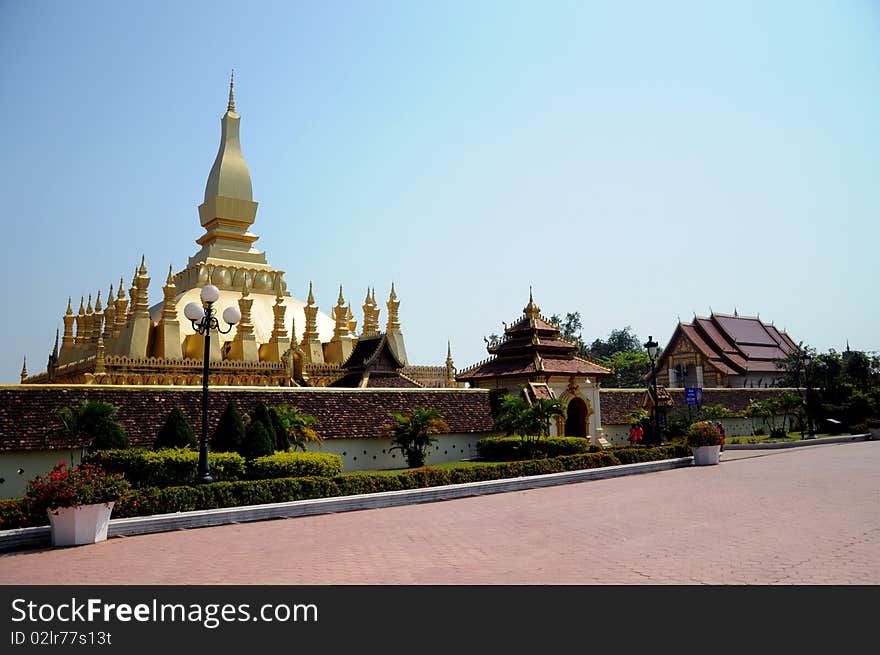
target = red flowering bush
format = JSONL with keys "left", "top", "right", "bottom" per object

{"left": 685, "top": 421, "right": 725, "bottom": 448}
{"left": 627, "top": 426, "right": 644, "bottom": 444}
{"left": 24, "top": 462, "right": 131, "bottom": 516}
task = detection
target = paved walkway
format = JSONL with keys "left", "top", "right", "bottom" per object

{"left": 1, "top": 441, "right": 877, "bottom": 584}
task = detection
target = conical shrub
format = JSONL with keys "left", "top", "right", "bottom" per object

{"left": 155, "top": 407, "right": 197, "bottom": 449}
{"left": 250, "top": 402, "right": 279, "bottom": 451}
{"left": 239, "top": 420, "right": 274, "bottom": 460}
{"left": 211, "top": 401, "right": 245, "bottom": 453}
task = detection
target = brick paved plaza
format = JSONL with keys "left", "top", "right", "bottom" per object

{"left": 1, "top": 441, "right": 877, "bottom": 584}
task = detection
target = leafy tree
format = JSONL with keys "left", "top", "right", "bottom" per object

{"left": 383, "top": 407, "right": 450, "bottom": 468}
{"left": 273, "top": 405, "right": 323, "bottom": 451}
{"left": 494, "top": 394, "right": 564, "bottom": 437}
{"left": 588, "top": 326, "right": 643, "bottom": 360}
{"left": 211, "top": 401, "right": 246, "bottom": 453}
{"left": 155, "top": 407, "right": 197, "bottom": 449}
{"left": 239, "top": 420, "right": 274, "bottom": 460}
{"left": 268, "top": 407, "right": 289, "bottom": 451}
{"left": 602, "top": 350, "right": 652, "bottom": 388}
{"left": 48, "top": 399, "right": 130, "bottom": 451}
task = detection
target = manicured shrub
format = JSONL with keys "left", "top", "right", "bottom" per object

{"left": 155, "top": 407, "right": 197, "bottom": 450}
{"left": 268, "top": 407, "right": 290, "bottom": 451}
{"left": 769, "top": 427, "right": 787, "bottom": 440}
{"left": 84, "top": 448, "right": 246, "bottom": 488}
{"left": 212, "top": 401, "right": 246, "bottom": 453}
{"left": 240, "top": 420, "right": 274, "bottom": 460}
{"left": 250, "top": 403, "right": 279, "bottom": 451}
{"left": 476, "top": 436, "right": 590, "bottom": 461}
{"left": 247, "top": 452, "right": 343, "bottom": 480}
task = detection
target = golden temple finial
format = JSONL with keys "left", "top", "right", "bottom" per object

{"left": 20, "top": 356, "right": 27, "bottom": 383}
{"left": 389, "top": 281, "right": 397, "bottom": 301}
{"left": 447, "top": 340, "right": 453, "bottom": 360}
{"left": 86, "top": 293, "right": 93, "bottom": 315}
{"left": 138, "top": 255, "right": 147, "bottom": 276}
{"left": 337, "top": 285, "right": 345, "bottom": 305}
{"left": 228, "top": 69, "right": 235, "bottom": 112}
{"left": 166, "top": 264, "right": 174, "bottom": 285}
{"left": 66, "top": 297, "right": 73, "bottom": 315}
{"left": 524, "top": 287, "right": 541, "bottom": 320}
{"left": 78, "top": 296, "right": 85, "bottom": 315}
{"left": 118, "top": 278, "right": 126, "bottom": 299}
{"left": 94, "top": 291, "right": 103, "bottom": 313}
{"left": 307, "top": 281, "right": 315, "bottom": 305}
{"left": 108, "top": 283, "right": 114, "bottom": 300}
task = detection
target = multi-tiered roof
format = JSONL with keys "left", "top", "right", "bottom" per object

{"left": 457, "top": 292, "right": 612, "bottom": 384}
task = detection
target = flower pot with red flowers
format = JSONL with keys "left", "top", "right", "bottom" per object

{"left": 24, "top": 462, "right": 130, "bottom": 547}
{"left": 685, "top": 421, "right": 725, "bottom": 466}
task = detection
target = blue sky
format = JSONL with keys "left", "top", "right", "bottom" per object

{"left": 1, "top": 0, "right": 878, "bottom": 382}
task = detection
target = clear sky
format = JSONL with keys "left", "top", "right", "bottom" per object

{"left": 1, "top": 0, "right": 878, "bottom": 383}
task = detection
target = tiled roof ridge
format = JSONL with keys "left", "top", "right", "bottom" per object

{"left": 572, "top": 354, "right": 613, "bottom": 373}
{"left": 458, "top": 355, "right": 498, "bottom": 375}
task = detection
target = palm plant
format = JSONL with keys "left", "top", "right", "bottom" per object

{"left": 47, "top": 400, "right": 129, "bottom": 451}
{"left": 273, "top": 404, "right": 323, "bottom": 451}
{"left": 384, "top": 407, "right": 450, "bottom": 468}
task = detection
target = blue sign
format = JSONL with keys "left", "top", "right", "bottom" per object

{"left": 685, "top": 387, "right": 703, "bottom": 406}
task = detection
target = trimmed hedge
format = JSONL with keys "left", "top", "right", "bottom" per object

{"left": 247, "top": 452, "right": 343, "bottom": 480}
{"left": 84, "top": 448, "right": 247, "bottom": 488}
{"left": 476, "top": 436, "right": 591, "bottom": 461}
{"left": 1, "top": 445, "right": 691, "bottom": 530}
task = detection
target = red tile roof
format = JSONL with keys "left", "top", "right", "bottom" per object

{"left": 0, "top": 386, "right": 496, "bottom": 451}
{"left": 664, "top": 313, "right": 797, "bottom": 377}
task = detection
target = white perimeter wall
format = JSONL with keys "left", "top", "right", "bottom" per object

{"left": 0, "top": 449, "right": 85, "bottom": 499}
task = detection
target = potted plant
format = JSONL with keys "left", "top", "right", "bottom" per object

{"left": 24, "top": 462, "right": 130, "bottom": 547}
{"left": 685, "top": 421, "right": 725, "bottom": 466}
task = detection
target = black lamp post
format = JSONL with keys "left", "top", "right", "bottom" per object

{"left": 801, "top": 352, "right": 816, "bottom": 439}
{"left": 644, "top": 335, "right": 660, "bottom": 445}
{"left": 184, "top": 285, "right": 240, "bottom": 484}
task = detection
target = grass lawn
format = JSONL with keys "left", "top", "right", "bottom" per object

{"left": 727, "top": 431, "right": 854, "bottom": 444}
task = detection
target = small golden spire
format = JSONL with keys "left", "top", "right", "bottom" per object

{"left": 447, "top": 340, "right": 453, "bottom": 360}
{"left": 66, "top": 297, "right": 73, "bottom": 315}
{"left": 228, "top": 69, "right": 235, "bottom": 112}
{"left": 78, "top": 296, "right": 85, "bottom": 315}
{"left": 307, "top": 281, "right": 315, "bottom": 305}
{"left": 165, "top": 264, "right": 174, "bottom": 285}
{"left": 337, "top": 285, "right": 345, "bottom": 305}
{"left": 94, "top": 291, "right": 103, "bottom": 313}
{"left": 118, "top": 278, "right": 126, "bottom": 299}
{"left": 138, "top": 255, "right": 147, "bottom": 275}
{"left": 389, "top": 281, "right": 397, "bottom": 301}
{"left": 20, "top": 356, "right": 27, "bottom": 382}
{"left": 86, "top": 293, "right": 93, "bottom": 314}
{"left": 108, "top": 283, "right": 114, "bottom": 300}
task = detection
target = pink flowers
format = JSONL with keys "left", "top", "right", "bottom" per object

{"left": 628, "top": 426, "right": 644, "bottom": 444}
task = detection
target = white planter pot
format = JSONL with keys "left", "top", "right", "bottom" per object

{"left": 691, "top": 445, "right": 721, "bottom": 466}
{"left": 47, "top": 502, "right": 115, "bottom": 547}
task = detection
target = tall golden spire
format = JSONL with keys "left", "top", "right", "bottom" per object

{"left": 20, "top": 356, "right": 27, "bottom": 383}
{"left": 524, "top": 286, "right": 541, "bottom": 321}
{"left": 228, "top": 69, "right": 235, "bottom": 112}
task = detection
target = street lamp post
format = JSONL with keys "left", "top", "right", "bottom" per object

{"left": 184, "top": 285, "right": 241, "bottom": 484}
{"left": 644, "top": 335, "right": 660, "bottom": 445}
{"left": 801, "top": 352, "right": 816, "bottom": 439}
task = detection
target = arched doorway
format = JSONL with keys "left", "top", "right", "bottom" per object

{"left": 564, "top": 398, "right": 589, "bottom": 438}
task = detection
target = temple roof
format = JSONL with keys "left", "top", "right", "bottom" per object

{"left": 663, "top": 312, "right": 798, "bottom": 376}
{"left": 458, "top": 292, "right": 612, "bottom": 383}
{"left": 329, "top": 333, "right": 421, "bottom": 388}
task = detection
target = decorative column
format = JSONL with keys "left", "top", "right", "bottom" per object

{"left": 116, "top": 257, "right": 152, "bottom": 358}
{"left": 152, "top": 265, "right": 183, "bottom": 359}
{"left": 227, "top": 288, "right": 259, "bottom": 362}
{"left": 325, "top": 285, "right": 355, "bottom": 364}
{"left": 59, "top": 297, "right": 76, "bottom": 364}
{"left": 300, "top": 282, "right": 325, "bottom": 364}
{"left": 385, "top": 283, "right": 408, "bottom": 365}
{"left": 259, "top": 292, "right": 291, "bottom": 362}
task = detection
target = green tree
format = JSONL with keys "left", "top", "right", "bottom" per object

{"left": 250, "top": 402, "right": 279, "bottom": 451}
{"left": 155, "top": 407, "right": 197, "bottom": 449}
{"left": 48, "top": 399, "right": 130, "bottom": 451}
{"left": 588, "top": 326, "right": 643, "bottom": 360}
{"left": 239, "top": 420, "right": 275, "bottom": 460}
{"left": 603, "top": 350, "right": 652, "bottom": 388}
{"left": 211, "top": 401, "right": 246, "bottom": 453}
{"left": 273, "top": 405, "right": 322, "bottom": 451}
{"left": 494, "top": 394, "right": 564, "bottom": 437}
{"left": 383, "top": 407, "right": 450, "bottom": 468}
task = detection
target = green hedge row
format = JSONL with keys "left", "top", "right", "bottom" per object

{"left": 248, "top": 452, "right": 342, "bottom": 479}
{"left": 0, "top": 445, "right": 689, "bottom": 531}
{"left": 476, "top": 436, "right": 593, "bottom": 461}
{"left": 84, "top": 449, "right": 342, "bottom": 488}
{"left": 84, "top": 449, "right": 247, "bottom": 488}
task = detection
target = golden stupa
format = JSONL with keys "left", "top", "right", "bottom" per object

{"left": 26, "top": 74, "right": 454, "bottom": 389}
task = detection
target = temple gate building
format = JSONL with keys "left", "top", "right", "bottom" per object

{"left": 457, "top": 292, "right": 612, "bottom": 441}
